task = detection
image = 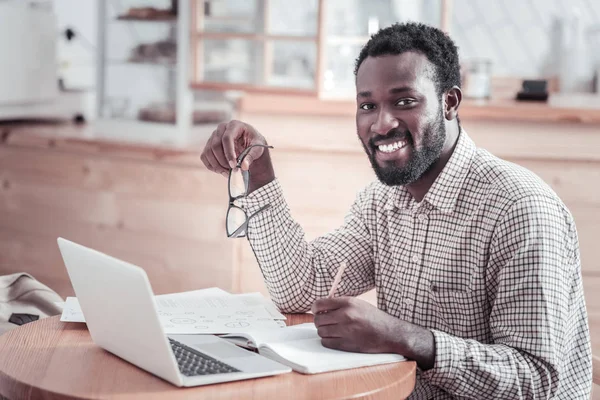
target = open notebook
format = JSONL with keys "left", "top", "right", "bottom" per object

{"left": 221, "top": 323, "right": 406, "bottom": 374}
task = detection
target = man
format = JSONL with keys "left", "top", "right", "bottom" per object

{"left": 201, "top": 22, "right": 592, "bottom": 399}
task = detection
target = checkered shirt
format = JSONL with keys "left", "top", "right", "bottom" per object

{"left": 238, "top": 130, "right": 592, "bottom": 399}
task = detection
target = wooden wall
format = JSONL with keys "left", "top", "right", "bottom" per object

{"left": 0, "top": 131, "right": 235, "bottom": 297}
{"left": 1, "top": 117, "right": 599, "bottom": 313}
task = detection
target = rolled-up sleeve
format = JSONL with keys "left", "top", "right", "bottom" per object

{"left": 237, "top": 179, "right": 376, "bottom": 313}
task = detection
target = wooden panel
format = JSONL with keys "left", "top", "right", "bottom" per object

{"left": 513, "top": 159, "right": 600, "bottom": 207}
{"left": 0, "top": 146, "right": 223, "bottom": 203}
{"left": 242, "top": 113, "right": 600, "bottom": 163}
{"left": 584, "top": 276, "right": 600, "bottom": 318}
{"left": 236, "top": 242, "right": 266, "bottom": 295}
{"left": 0, "top": 209, "right": 234, "bottom": 297}
{"left": 0, "top": 145, "right": 235, "bottom": 298}
{"left": 1, "top": 180, "right": 119, "bottom": 226}
{"left": 238, "top": 92, "right": 600, "bottom": 124}
{"left": 571, "top": 207, "right": 600, "bottom": 275}
{"left": 593, "top": 384, "right": 600, "bottom": 400}
{"left": 2, "top": 122, "right": 210, "bottom": 166}
{"left": 271, "top": 151, "right": 374, "bottom": 223}
{"left": 466, "top": 120, "right": 600, "bottom": 162}
{"left": 2, "top": 119, "right": 600, "bottom": 311}
{"left": 114, "top": 194, "right": 228, "bottom": 242}
{"left": 0, "top": 157, "right": 230, "bottom": 242}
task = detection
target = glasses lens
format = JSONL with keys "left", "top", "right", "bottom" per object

{"left": 229, "top": 169, "right": 248, "bottom": 198}
{"left": 227, "top": 206, "right": 247, "bottom": 237}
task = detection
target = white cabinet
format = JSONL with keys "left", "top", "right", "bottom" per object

{"left": 96, "top": 0, "right": 194, "bottom": 145}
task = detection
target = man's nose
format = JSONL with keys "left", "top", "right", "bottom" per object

{"left": 371, "top": 109, "right": 399, "bottom": 135}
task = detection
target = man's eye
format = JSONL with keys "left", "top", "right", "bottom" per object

{"left": 396, "top": 99, "right": 415, "bottom": 106}
{"left": 359, "top": 103, "right": 375, "bottom": 110}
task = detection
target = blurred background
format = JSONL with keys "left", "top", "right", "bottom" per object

{"left": 1, "top": 0, "right": 600, "bottom": 378}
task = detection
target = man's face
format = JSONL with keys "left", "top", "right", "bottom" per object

{"left": 355, "top": 52, "right": 446, "bottom": 186}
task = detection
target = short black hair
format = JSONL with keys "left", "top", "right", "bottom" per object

{"left": 354, "top": 22, "right": 461, "bottom": 95}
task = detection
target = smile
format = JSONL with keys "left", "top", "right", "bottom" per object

{"left": 377, "top": 140, "right": 407, "bottom": 153}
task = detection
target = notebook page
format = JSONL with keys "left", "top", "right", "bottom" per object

{"left": 232, "top": 292, "right": 287, "bottom": 320}
{"left": 261, "top": 337, "right": 405, "bottom": 374}
{"left": 222, "top": 323, "right": 316, "bottom": 348}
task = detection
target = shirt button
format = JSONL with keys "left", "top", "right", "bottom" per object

{"left": 411, "top": 254, "right": 420, "bottom": 263}
{"left": 418, "top": 214, "right": 428, "bottom": 222}
{"left": 404, "top": 298, "right": 414, "bottom": 307}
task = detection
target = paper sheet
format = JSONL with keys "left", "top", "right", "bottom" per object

{"left": 59, "top": 288, "right": 229, "bottom": 323}
{"left": 155, "top": 287, "right": 229, "bottom": 303}
{"left": 233, "top": 292, "right": 286, "bottom": 320}
{"left": 157, "top": 305, "right": 283, "bottom": 334}
{"left": 155, "top": 291, "right": 286, "bottom": 320}
{"left": 60, "top": 288, "right": 286, "bottom": 334}
{"left": 59, "top": 297, "right": 85, "bottom": 322}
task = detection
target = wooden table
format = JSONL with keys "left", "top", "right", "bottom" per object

{"left": 0, "top": 315, "right": 416, "bottom": 399}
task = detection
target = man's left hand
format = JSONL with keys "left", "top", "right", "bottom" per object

{"left": 312, "top": 297, "right": 436, "bottom": 370}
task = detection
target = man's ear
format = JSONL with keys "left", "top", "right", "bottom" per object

{"left": 443, "top": 86, "right": 462, "bottom": 121}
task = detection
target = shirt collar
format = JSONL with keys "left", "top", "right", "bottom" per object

{"left": 384, "top": 129, "right": 476, "bottom": 213}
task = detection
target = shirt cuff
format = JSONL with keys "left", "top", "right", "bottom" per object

{"left": 235, "top": 178, "right": 283, "bottom": 215}
{"left": 420, "top": 329, "right": 466, "bottom": 392}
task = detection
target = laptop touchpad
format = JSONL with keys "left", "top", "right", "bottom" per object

{"left": 196, "top": 343, "right": 254, "bottom": 359}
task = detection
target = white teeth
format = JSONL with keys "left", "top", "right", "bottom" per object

{"left": 377, "top": 141, "right": 406, "bottom": 153}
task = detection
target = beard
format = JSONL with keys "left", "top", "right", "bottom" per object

{"left": 362, "top": 110, "right": 446, "bottom": 187}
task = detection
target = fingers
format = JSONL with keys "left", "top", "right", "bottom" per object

{"left": 221, "top": 124, "right": 238, "bottom": 169}
{"left": 204, "top": 148, "right": 228, "bottom": 177}
{"left": 240, "top": 144, "right": 265, "bottom": 171}
{"left": 222, "top": 121, "right": 266, "bottom": 171}
{"left": 311, "top": 297, "right": 351, "bottom": 315}
{"left": 201, "top": 123, "right": 227, "bottom": 176}
{"left": 313, "top": 311, "right": 338, "bottom": 327}
{"left": 200, "top": 148, "right": 221, "bottom": 175}
{"left": 316, "top": 324, "right": 342, "bottom": 339}
{"left": 222, "top": 121, "right": 248, "bottom": 167}
{"left": 320, "top": 337, "right": 344, "bottom": 350}
{"left": 201, "top": 120, "right": 266, "bottom": 176}
{"left": 209, "top": 124, "right": 231, "bottom": 173}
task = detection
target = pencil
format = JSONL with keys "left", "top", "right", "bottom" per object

{"left": 328, "top": 262, "right": 348, "bottom": 298}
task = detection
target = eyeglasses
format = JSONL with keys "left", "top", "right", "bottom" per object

{"left": 226, "top": 144, "right": 274, "bottom": 238}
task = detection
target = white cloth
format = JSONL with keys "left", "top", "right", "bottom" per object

{"left": 0, "top": 272, "right": 63, "bottom": 335}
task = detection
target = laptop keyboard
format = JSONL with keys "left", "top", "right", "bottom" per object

{"left": 169, "top": 338, "right": 241, "bottom": 376}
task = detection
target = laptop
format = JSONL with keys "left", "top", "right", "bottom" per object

{"left": 56, "top": 237, "right": 292, "bottom": 387}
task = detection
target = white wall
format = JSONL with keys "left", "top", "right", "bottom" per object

{"left": 54, "top": 0, "right": 174, "bottom": 118}
{"left": 54, "top": 0, "right": 98, "bottom": 89}
{"left": 451, "top": 0, "right": 600, "bottom": 77}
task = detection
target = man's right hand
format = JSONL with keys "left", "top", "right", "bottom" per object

{"left": 200, "top": 120, "right": 275, "bottom": 193}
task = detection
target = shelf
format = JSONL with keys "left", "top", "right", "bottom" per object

{"left": 236, "top": 92, "right": 600, "bottom": 124}
{"left": 459, "top": 98, "right": 600, "bottom": 124}
{"left": 98, "top": 2, "right": 193, "bottom": 147}
{"left": 107, "top": 59, "right": 176, "bottom": 68}
{"left": 116, "top": 14, "right": 176, "bottom": 22}
{"left": 138, "top": 104, "right": 229, "bottom": 125}
{"left": 191, "top": 81, "right": 317, "bottom": 97}
{"left": 204, "top": 15, "right": 253, "bottom": 22}
{"left": 128, "top": 57, "right": 176, "bottom": 66}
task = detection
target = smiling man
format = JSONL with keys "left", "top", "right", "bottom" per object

{"left": 200, "top": 23, "right": 592, "bottom": 399}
